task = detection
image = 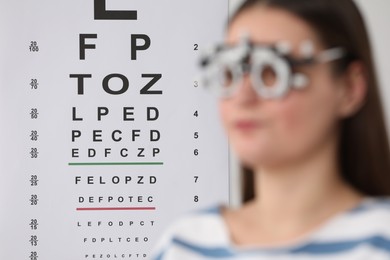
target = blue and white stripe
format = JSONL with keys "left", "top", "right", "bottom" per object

{"left": 150, "top": 197, "right": 390, "bottom": 259}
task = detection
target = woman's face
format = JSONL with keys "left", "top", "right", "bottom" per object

{"left": 221, "top": 6, "right": 346, "bottom": 168}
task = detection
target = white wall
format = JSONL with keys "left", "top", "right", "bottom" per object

{"left": 227, "top": 0, "right": 390, "bottom": 207}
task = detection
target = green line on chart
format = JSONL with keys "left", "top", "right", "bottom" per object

{"left": 68, "top": 162, "right": 164, "bottom": 166}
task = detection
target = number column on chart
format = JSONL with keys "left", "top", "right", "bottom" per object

{"left": 192, "top": 43, "right": 201, "bottom": 207}
{"left": 28, "top": 40, "right": 41, "bottom": 260}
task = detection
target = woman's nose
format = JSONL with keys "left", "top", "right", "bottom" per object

{"left": 234, "top": 74, "right": 260, "bottom": 105}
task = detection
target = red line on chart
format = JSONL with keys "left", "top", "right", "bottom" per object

{"left": 77, "top": 207, "right": 156, "bottom": 211}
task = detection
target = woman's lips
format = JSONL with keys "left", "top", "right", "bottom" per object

{"left": 234, "top": 120, "right": 261, "bottom": 131}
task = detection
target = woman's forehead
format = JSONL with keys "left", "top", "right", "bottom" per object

{"left": 226, "top": 6, "right": 323, "bottom": 52}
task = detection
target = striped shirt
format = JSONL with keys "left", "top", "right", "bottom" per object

{"left": 150, "top": 197, "right": 390, "bottom": 259}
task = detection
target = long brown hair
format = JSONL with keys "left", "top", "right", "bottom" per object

{"left": 231, "top": 0, "right": 390, "bottom": 202}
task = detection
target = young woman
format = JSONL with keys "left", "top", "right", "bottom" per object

{"left": 151, "top": 0, "right": 390, "bottom": 259}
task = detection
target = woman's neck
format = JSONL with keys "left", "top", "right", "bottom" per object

{"left": 248, "top": 135, "right": 363, "bottom": 243}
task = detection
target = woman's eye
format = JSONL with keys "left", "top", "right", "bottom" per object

{"left": 260, "top": 65, "right": 277, "bottom": 87}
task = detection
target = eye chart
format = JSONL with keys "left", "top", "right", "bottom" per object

{"left": 0, "top": 1, "right": 229, "bottom": 259}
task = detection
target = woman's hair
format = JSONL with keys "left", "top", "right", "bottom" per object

{"left": 231, "top": 0, "right": 390, "bottom": 202}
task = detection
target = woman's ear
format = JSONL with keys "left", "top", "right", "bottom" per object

{"left": 337, "top": 61, "right": 368, "bottom": 118}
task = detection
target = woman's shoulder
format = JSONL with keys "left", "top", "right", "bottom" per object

{"left": 161, "top": 204, "right": 228, "bottom": 241}
{"left": 149, "top": 204, "right": 230, "bottom": 259}
{"left": 350, "top": 196, "right": 390, "bottom": 227}
{"left": 343, "top": 196, "right": 390, "bottom": 223}
{"left": 314, "top": 196, "right": 390, "bottom": 240}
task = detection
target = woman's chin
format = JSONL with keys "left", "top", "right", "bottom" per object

{"left": 236, "top": 150, "right": 273, "bottom": 169}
